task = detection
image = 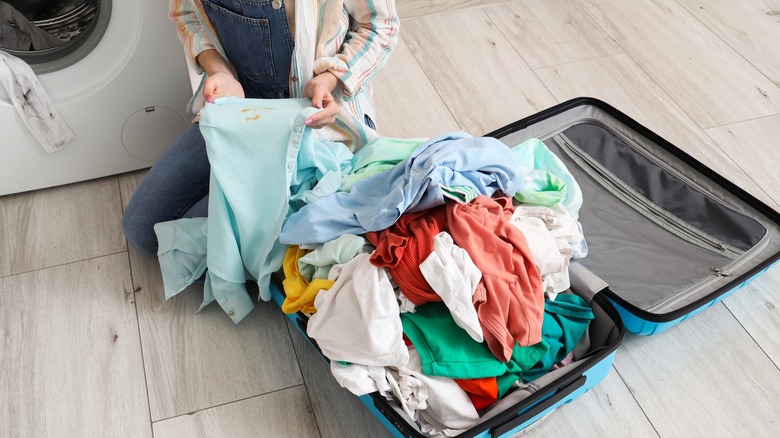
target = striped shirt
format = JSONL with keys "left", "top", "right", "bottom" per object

{"left": 169, "top": 0, "right": 400, "bottom": 150}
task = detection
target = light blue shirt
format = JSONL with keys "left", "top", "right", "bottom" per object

{"left": 279, "top": 132, "right": 524, "bottom": 246}
{"left": 154, "top": 97, "right": 353, "bottom": 323}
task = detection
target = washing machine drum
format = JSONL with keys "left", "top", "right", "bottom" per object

{"left": 1, "top": 0, "right": 100, "bottom": 52}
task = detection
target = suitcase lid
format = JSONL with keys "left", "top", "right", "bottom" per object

{"left": 488, "top": 97, "right": 780, "bottom": 325}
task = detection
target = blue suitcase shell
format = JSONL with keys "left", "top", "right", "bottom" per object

{"left": 273, "top": 97, "right": 780, "bottom": 436}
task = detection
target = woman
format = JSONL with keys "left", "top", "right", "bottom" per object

{"left": 123, "top": 0, "right": 399, "bottom": 255}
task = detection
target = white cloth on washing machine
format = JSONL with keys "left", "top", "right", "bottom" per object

{"left": 0, "top": 50, "right": 74, "bottom": 153}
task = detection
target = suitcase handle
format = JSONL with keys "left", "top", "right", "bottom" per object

{"left": 489, "top": 374, "right": 587, "bottom": 437}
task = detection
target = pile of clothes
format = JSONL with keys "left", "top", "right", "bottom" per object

{"left": 154, "top": 98, "right": 595, "bottom": 436}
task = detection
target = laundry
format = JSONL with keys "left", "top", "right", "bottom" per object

{"left": 510, "top": 215, "right": 569, "bottom": 300}
{"left": 289, "top": 133, "right": 355, "bottom": 206}
{"left": 400, "top": 302, "right": 548, "bottom": 381}
{"left": 510, "top": 203, "right": 587, "bottom": 298}
{"left": 329, "top": 361, "right": 391, "bottom": 397}
{"left": 446, "top": 195, "right": 545, "bottom": 362}
{"left": 155, "top": 217, "right": 209, "bottom": 299}
{"left": 419, "top": 232, "right": 483, "bottom": 343}
{"left": 306, "top": 253, "right": 409, "bottom": 367}
{"left": 453, "top": 377, "right": 499, "bottom": 411}
{"left": 0, "top": 2, "right": 63, "bottom": 51}
{"left": 383, "top": 346, "right": 481, "bottom": 436}
{"left": 522, "top": 293, "right": 595, "bottom": 383}
{"left": 279, "top": 131, "right": 524, "bottom": 246}
{"left": 154, "top": 97, "right": 353, "bottom": 323}
{"left": 339, "top": 136, "right": 426, "bottom": 191}
{"left": 297, "top": 234, "right": 370, "bottom": 281}
{"left": 365, "top": 205, "right": 447, "bottom": 306}
{"left": 400, "top": 300, "right": 554, "bottom": 414}
{"left": 281, "top": 246, "right": 335, "bottom": 314}
{"left": 383, "top": 358, "right": 429, "bottom": 419}
{"left": 440, "top": 184, "right": 482, "bottom": 204}
{"left": 396, "top": 285, "right": 418, "bottom": 314}
{"left": 0, "top": 50, "right": 74, "bottom": 153}
{"left": 511, "top": 138, "right": 583, "bottom": 219}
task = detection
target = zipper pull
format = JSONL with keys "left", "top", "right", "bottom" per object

{"left": 711, "top": 267, "right": 733, "bottom": 277}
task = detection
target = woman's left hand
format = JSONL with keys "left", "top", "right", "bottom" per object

{"left": 303, "top": 72, "right": 341, "bottom": 129}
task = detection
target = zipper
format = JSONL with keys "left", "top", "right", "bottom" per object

{"left": 521, "top": 116, "right": 759, "bottom": 222}
{"left": 551, "top": 130, "right": 772, "bottom": 314}
{"left": 646, "top": 230, "right": 771, "bottom": 313}
{"left": 553, "top": 133, "right": 744, "bottom": 258}
{"left": 581, "top": 120, "right": 757, "bottom": 218}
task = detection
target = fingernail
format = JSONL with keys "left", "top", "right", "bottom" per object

{"left": 206, "top": 96, "right": 213, "bottom": 103}
{"left": 315, "top": 102, "right": 322, "bottom": 109}
{"left": 305, "top": 118, "right": 312, "bottom": 125}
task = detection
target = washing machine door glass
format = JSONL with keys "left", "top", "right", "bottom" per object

{"left": 0, "top": 0, "right": 110, "bottom": 72}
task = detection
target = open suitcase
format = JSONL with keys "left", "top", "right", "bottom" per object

{"left": 269, "top": 97, "right": 780, "bottom": 437}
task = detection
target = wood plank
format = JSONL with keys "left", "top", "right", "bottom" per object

{"left": 0, "top": 176, "right": 126, "bottom": 277}
{"left": 395, "top": 0, "right": 512, "bottom": 20}
{"left": 676, "top": 0, "right": 780, "bottom": 88}
{"left": 534, "top": 53, "right": 780, "bottom": 211}
{"left": 484, "top": 0, "right": 622, "bottom": 69}
{"left": 372, "top": 36, "right": 462, "bottom": 138}
{"left": 577, "top": 0, "right": 780, "bottom": 128}
{"left": 152, "top": 386, "right": 320, "bottom": 438}
{"left": 614, "top": 303, "right": 780, "bottom": 436}
{"left": 402, "top": 9, "right": 558, "bottom": 135}
{"left": 722, "top": 267, "right": 780, "bottom": 371}
{"left": 525, "top": 368, "right": 659, "bottom": 438}
{"left": 705, "top": 115, "right": 780, "bottom": 207}
{"left": 119, "top": 172, "right": 304, "bottom": 421}
{"left": 287, "top": 321, "right": 393, "bottom": 438}
{"left": 0, "top": 255, "right": 150, "bottom": 438}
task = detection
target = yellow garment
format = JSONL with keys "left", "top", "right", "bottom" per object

{"left": 282, "top": 246, "right": 335, "bottom": 314}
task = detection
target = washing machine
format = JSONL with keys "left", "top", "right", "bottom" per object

{"left": 0, "top": 0, "right": 193, "bottom": 196}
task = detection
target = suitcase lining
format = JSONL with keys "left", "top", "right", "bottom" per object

{"left": 495, "top": 102, "right": 780, "bottom": 317}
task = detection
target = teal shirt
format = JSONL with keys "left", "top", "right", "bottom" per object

{"left": 154, "top": 97, "right": 354, "bottom": 323}
{"left": 522, "top": 294, "right": 595, "bottom": 383}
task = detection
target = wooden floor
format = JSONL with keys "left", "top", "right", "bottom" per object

{"left": 3, "top": 0, "right": 780, "bottom": 436}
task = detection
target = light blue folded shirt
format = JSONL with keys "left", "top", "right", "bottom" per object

{"left": 279, "top": 132, "right": 524, "bottom": 246}
{"left": 154, "top": 97, "right": 354, "bottom": 323}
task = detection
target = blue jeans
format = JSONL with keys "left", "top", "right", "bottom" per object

{"left": 123, "top": 0, "right": 293, "bottom": 255}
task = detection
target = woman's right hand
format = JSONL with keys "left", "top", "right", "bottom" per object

{"left": 196, "top": 49, "right": 245, "bottom": 102}
{"left": 203, "top": 70, "right": 245, "bottom": 102}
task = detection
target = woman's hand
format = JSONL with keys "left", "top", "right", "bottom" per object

{"left": 303, "top": 72, "right": 341, "bottom": 129}
{"left": 196, "top": 49, "right": 244, "bottom": 102}
{"left": 203, "top": 70, "right": 245, "bottom": 102}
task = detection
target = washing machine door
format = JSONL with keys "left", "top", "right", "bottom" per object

{"left": 0, "top": 0, "right": 109, "bottom": 73}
